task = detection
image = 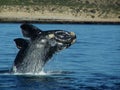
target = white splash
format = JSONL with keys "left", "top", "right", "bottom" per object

{"left": 12, "top": 68, "right": 49, "bottom": 76}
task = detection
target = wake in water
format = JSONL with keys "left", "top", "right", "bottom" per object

{"left": 0, "top": 69, "right": 48, "bottom": 76}
{"left": 0, "top": 68, "right": 69, "bottom": 76}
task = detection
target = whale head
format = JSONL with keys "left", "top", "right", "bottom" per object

{"left": 20, "top": 23, "right": 76, "bottom": 51}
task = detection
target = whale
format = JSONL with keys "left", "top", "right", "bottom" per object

{"left": 11, "top": 23, "right": 76, "bottom": 73}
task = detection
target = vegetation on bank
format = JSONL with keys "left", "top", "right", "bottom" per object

{"left": 0, "top": 0, "right": 119, "bottom": 9}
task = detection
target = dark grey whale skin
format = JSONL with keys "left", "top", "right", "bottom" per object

{"left": 11, "top": 23, "right": 76, "bottom": 73}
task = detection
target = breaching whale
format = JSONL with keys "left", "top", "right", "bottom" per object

{"left": 11, "top": 23, "right": 76, "bottom": 73}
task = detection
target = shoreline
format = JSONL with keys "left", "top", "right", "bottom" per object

{"left": 0, "top": 4, "right": 119, "bottom": 25}
{"left": 0, "top": 19, "right": 120, "bottom": 25}
{"left": 0, "top": 5, "right": 119, "bottom": 25}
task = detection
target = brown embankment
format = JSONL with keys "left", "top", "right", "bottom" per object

{"left": 0, "top": 5, "right": 120, "bottom": 24}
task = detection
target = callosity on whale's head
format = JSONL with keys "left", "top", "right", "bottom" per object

{"left": 11, "top": 23, "right": 76, "bottom": 73}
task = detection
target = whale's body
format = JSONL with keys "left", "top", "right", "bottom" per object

{"left": 11, "top": 23, "right": 76, "bottom": 73}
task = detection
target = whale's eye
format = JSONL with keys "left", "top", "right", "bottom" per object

{"left": 55, "top": 31, "right": 71, "bottom": 42}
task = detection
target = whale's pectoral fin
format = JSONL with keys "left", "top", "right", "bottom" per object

{"left": 14, "top": 38, "right": 29, "bottom": 49}
{"left": 20, "top": 23, "right": 43, "bottom": 40}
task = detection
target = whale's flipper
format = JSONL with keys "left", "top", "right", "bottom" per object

{"left": 14, "top": 38, "right": 29, "bottom": 49}
{"left": 20, "top": 23, "right": 43, "bottom": 40}
{"left": 14, "top": 38, "right": 29, "bottom": 67}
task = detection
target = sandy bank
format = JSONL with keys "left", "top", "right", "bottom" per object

{"left": 0, "top": 5, "right": 120, "bottom": 24}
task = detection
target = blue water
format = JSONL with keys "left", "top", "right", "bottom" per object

{"left": 0, "top": 24, "right": 120, "bottom": 90}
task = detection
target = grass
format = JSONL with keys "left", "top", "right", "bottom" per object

{"left": 0, "top": 0, "right": 78, "bottom": 6}
{"left": 0, "top": 0, "right": 119, "bottom": 10}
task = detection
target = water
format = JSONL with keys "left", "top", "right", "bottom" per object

{"left": 0, "top": 24, "right": 120, "bottom": 90}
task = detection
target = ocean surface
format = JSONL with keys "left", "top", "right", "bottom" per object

{"left": 0, "top": 24, "right": 120, "bottom": 90}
